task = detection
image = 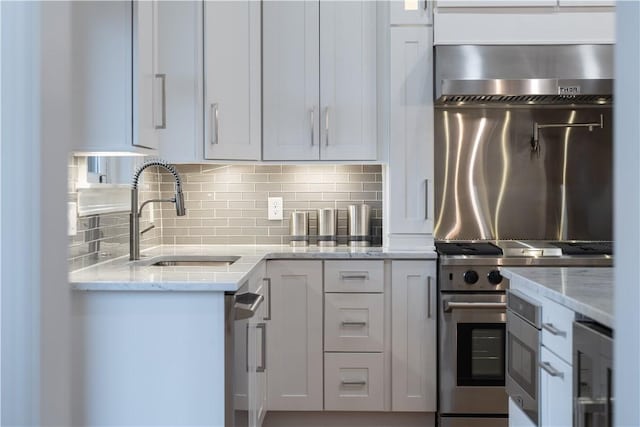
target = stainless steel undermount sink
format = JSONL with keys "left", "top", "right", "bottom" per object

{"left": 147, "top": 256, "right": 241, "bottom": 267}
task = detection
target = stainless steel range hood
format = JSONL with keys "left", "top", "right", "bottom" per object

{"left": 435, "top": 45, "right": 613, "bottom": 105}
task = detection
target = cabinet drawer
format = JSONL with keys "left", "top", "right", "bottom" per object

{"left": 541, "top": 298, "right": 574, "bottom": 364}
{"left": 324, "top": 261, "right": 384, "bottom": 293}
{"left": 324, "top": 352, "right": 384, "bottom": 411}
{"left": 324, "top": 293, "right": 384, "bottom": 352}
{"left": 539, "top": 347, "right": 572, "bottom": 427}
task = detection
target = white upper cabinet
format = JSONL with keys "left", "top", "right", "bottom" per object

{"left": 320, "top": 1, "right": 377, "bottom": 160}
{"left": 390, "top": 0, "right": 433, "bottom": 25}
{"left": 71, "top": 0, "right": 158, "bottom": 154}
{"left": 387, "top": 26, "right": 434, "bottom": 242}
{"left": 133, "top": 0, "right": 160, "bottom": 151}
{"left": 436, "top": 0, "right": 556, "bottom": 6}
{"left": 204, "top": 1, "right": 261, "bottom": 160}
{"left": 262, "top": 1, "right": 320, "bottom": 161}
{"left": 434, "top": 0, "right": 615, "bottom": 44}
{"left": 157, "top": 1, "right": 203, "bottom": 163}
{"left": 263, "top": 1, "right": 378, "bottom": 161}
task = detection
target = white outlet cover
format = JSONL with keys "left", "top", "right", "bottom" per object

{"left": 268, "top": 197, "right": 283, "bottom": 220}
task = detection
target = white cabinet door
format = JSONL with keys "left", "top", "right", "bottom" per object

{"left": 319, "top": 1, "right": 377, "bottom": 160}
{"left": 539, "top": 347, "right": 573, "bottom": 427}
{"left": 133, "top": 0, "right": 159, "bottom": 150}
{"left": 263, "top": 1, "right": 320, "bottom": 161}
{"left": 157, "top": 0, "right": 203, "bottom": 163}
{"left": 249, "top": 264, "right": 267, "bottom": 427}
{"left": 71, "top": 1, "right": 154, "bottom": 155}
{"left": 390, "top": 0, "right": 433, "bottom": 25}
{"left": 204, "top": 1, "right": 260, "bottom": 160}
{"left": 436, "top": 0, "right": 556, "bottom": 6}
{"left": 265, "top": 261, "right": 323, "bottom": 411}
{"left": 559, "top": 0, "right": 615, "bottom": 5}
{"left": 388, "top": 27, "right": 434, "bottom": 236}
{"left": 391, "top": 261, "right": 437, "bottom": 412}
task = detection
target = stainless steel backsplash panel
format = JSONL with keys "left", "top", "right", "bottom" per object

{"left": 433, "top": 106, "right": 612, "bottom": 241}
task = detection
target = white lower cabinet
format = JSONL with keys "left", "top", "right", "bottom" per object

{"left": 264, "top": 259, "right": 437, "bottom": 417}
{"left": 324, "top": 353, "right": 385, "bottom": 411}
{"left": 390, "top": 260, "right": 437, "bottom": 411}
{"left": 265, "top": 260, "right": 324, "bottom": 411}
{"left": 250, "top": 264, "right": 268, "bottom": 427}
{"left": 539, "top": 346, "right": 572, "bottom": 427}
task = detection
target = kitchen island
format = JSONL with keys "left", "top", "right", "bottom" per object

{"left": 70, "top": 245, "right": 437, "bottom": 427}
{"left": 501, "top": 266, "right": 613, "bottom": 327}
{"left": 501, "top": 266, "right": 613, "bottom": 427}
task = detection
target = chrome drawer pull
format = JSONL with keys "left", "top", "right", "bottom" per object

{"left": 341, "top": 321, "right": 367, "bottom": 327}
{"left": 542, "top": 322, "right": 566, "bottom": 337}
{"left": 540, "top": 361, "right": 564, "bottom": 379}
{"left": 341, "top": 380, "right": 366, "bottom": 386}
{"left": 340, "top": 272, "right": 369, "bottom": 280}
{"left": 257, "top": 323, "right": 266, "bottom": 373}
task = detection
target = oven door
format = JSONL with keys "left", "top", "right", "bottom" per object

{"left": 439, "top": 293, "right": 508, "bottom": 415}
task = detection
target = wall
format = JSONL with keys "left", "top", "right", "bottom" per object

{"left": 614, "top": 2, "right": 640, "bottom": 425}
{"left": 68, "top": 162, "right": 384, "bottom": 270}
{"left": 158, "top": 164, "right": 383, "bottom": 246}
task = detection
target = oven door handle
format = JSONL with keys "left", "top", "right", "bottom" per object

{"left": 443, "top": 301, "right": 507, "bottom": 312}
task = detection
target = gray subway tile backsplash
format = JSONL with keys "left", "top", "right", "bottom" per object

{"left": 69, "top": 161, "right": 383, "bottom": 270}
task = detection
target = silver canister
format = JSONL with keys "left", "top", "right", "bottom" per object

{"left": 317, "top": 208, "right": 337, "bottom": 247}
{"left": 289, "top": 211, "right": 309, "bottom": 247}
{"left": 347, "top": 204, "right": 371, "bottom": 247}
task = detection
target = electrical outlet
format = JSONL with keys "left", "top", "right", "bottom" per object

{"left": 268, "top": 197, "right": 283, "bottom": 220}
{"left": 68, "top": 202, "right": 77, "bottom": 236}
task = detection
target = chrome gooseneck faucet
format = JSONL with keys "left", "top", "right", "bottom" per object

{"left": 130, "top": 159, "right": 186, "bottom": 260}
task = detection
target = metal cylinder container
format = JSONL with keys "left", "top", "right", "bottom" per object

{"left": 317, "top": 208, "right": 337, "bottom": 247}
{"left": 347, "top": 204, "right": 371, "bottom": 247}
{"left": 289, "top": 211, "right": 309, "bottom": 247}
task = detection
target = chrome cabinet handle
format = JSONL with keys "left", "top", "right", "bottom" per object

{"left": 542, "top": 322, "right": 566, "bottom": 337}
{"left": 210, "top": 103, "right": 219, "bottom": 145}
{"left": 324, "top": 106, "right": 330, "bottom": 146}
{"left": 263, "top": 278, "right": 271, "bottom": 321}
{"left": 341, "top": 380, "right": 366, "bottom": 386}
{"left": 424, "top": 0, "right": 428, "bottom": 10}
{"left": 425, "top": 179, "right": 429, "bottom": 220}
{"left": 155, "top": 73, "right": 166, "bottom": 129}
{"left": 257, "top": 323, "right": 266, "bottom": 373}
{"left": 310, "top": 108, "right": 315, "bottom": 146}
{"left": 427, "top": 276, "right": 432, "bottom": 318}
{"left": 340, "top": 272, "right": 369, "bottom": 280}
{"left": 443, "top": 302, "right": 506, "bottom": 312}
{"left": 341, "top": 321, "right": 367, "bottom": 326}
{"left": 539, "top": 361, "right": 564, "bottom": 379}
{"left": 245, "top": 323, "right": 250, "bottom": 372}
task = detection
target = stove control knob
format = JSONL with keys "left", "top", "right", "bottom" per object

{"left": 488, "top": 270, "right": 503, "bottom": 285}
{"left": 463, "top": 270, "right": 479, "bottom": 284}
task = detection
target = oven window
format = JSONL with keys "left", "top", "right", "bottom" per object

{"left": 457, "top": 323, "right": 506, "bottom": 387}
{"left": 508, "top": 332, "right": 536, "bottom": 399}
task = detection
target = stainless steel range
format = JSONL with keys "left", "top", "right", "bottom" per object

{"left": 436, "top": 241, "right": 613, "bottom": 427}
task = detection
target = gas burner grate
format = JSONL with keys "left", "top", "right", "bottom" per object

{"left": 435, "top": 242, "right": 503, "bottom": 256}
{"left": 550, "top": 241, "right": 613, "bottom": 256}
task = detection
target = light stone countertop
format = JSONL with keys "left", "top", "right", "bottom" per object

{"left": 502, "top": 267, "right": 613, "bottom": 328}
{"left": 70, "top": 244, "right": 437, "bottom": 292}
